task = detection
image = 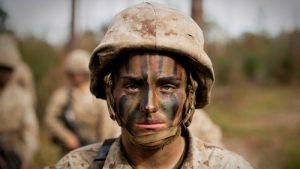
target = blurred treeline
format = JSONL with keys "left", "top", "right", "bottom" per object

{"left": 207, "top": 31, "right": 300, "bottom": 86}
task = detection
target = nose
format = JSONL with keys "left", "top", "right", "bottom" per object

{"left": 141, "top": 87, "right": 158, "bottom": 113}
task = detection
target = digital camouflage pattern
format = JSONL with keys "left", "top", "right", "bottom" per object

{"left": 0, "top": 82, "right": 38, "bottom": 164}
{"left": 45, "top": 129, "right": 252, "bottom": 169}
{"left": 45, "top": 86, "right": 120, "bottom": 144}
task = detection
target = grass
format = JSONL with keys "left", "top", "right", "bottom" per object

{"left": 206, "top": 84, "right": 300, "bottom": 169}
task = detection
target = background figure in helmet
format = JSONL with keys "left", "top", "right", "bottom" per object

{"left": 45, "top": 49, "right": 120, "bottom": 155}
{"left": 47, "top": 3, "right": 252, "bottom": 169}
{"left": 0, "top": 34, "right": 36, "bottom": 105}
{"left": 190, "top": 109, "right": 223, "bottom": 146}
{"left": 0, "top": 34, "right": 39, "bottom": 168}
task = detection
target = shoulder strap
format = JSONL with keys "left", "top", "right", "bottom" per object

{"left": 90, "top": 138, "right": 116, "bottom": 169}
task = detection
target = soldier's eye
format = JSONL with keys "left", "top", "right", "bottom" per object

{"left": 124, "top": 84, "right": 140, "bottom": 93}
{"left": 160, "top": 84, "right": 176, "bottom": 94}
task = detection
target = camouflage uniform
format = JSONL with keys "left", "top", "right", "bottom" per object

{"left": 0, "top": 34, "right": 38, "bottom": 164}
{"left": 0, "top": 83, "right": 38, "bottom": 164}
{"left": 0, "top": 34, "right": 36, "bottom": 104}
{"left": 190, "top": 109, "right": 223, "bottom": 146}
{"left": 46, "top": 129, "right": 252, "bottom": 169}
{"left": 45, "top": 49, "right": 120, "bottom": 146}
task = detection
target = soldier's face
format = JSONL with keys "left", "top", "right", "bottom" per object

{"left": 112, "top": 53, "right": 187, "bottom": 137}
{"left": 67, "top": 71, "right": 89, "bottom": 87}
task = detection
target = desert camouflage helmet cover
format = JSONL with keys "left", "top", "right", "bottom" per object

{"left": 89, "top": 2, "right": 214, "bottom": 108}
{"left": 65, "top": 49, "right": 90, "bottom": 73}
{"left": 0, "top": 34, "right": 21, "bottom": 68}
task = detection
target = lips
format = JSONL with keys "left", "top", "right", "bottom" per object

{"left": 136, "top": 123, "right": 165, "bottom": 129}
{"left": 135, "top": 118, "right": 166, "bottom": 130}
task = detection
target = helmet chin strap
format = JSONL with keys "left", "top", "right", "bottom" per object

{"left": 104, "top": 72, "right": 197, "bottom": 150}
{"left": 182, "top": 73, "right": 198, "bottom": 128}
{"left": 123, "top": 125, "right": 181, "bottom": 150}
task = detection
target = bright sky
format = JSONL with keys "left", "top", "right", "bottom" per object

{"left": 2, "top": 0, "right": 299, "bottom": 44}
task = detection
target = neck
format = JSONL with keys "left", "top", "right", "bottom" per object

{"left": 121, "top": 133, "right": 185, "bottom": 169}
{"left": 74, "top": 82, "right": 89, "bottom": 91}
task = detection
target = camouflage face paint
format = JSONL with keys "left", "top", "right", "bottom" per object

{"left": 112, "top": 52, "right": 187, "bottom": 136}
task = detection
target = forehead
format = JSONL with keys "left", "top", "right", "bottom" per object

{"left": 117, "top": 52, "right": 186, "bottom": 76}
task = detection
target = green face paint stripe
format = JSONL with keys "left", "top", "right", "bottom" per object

{"left": 140, "top": 54, "right": 148, "bottom": 80}
{"left": 173, "top": 61, "right": 178, "bottom": 76}
{"left": 158, "top": 54, "right": 164, "bottom": 75}
{"left": 119, "top": 95, "right": 141, "bottom": 132}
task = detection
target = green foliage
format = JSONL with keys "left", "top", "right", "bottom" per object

{"left": 18, "top": 37, "right": 59, "bottom": 83}
{"left": 281, "top": 127, "right": 300, "bottom": 169}
{"left": 18, "top": 37, "right": 60, "bottom": 120}
{"left": 208, "top": 31, "right": 300, "bottom": 85}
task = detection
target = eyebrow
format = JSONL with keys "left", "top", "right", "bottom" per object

{"left": 119, "top": 76, "right": 145, "bottom": 82}
{"left": 120, "top": 76, "right": 182, "bottom": 81}
{"left": 157, "top": 77, "right": 182, "bottom": 82}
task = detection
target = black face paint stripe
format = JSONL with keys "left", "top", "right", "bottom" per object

{"left": 119, "top": 95, "right": 129, "bottom": 121}
{"left": 124, "top": 57, "right": 130, "bottom": 73}
{"left": 170, "top": 95, "right": 179, "bottom": 121}
{"left": 126, "top": 108, "right": 140, "bottom": 133}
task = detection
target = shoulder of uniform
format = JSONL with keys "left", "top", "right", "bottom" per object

{"left": 53, "top": 87, "right": 69, "bottom": 97}
{"left": 49, "top": 87, "right": 69, "bottom": 102}
{"left": 5, "top": 83, "right": 32, "bottom": 105}
{"left": 203, "top": 143, "right": 253, "bottom": 169}
{"left": 192, "top": 136, "right": 253, "bottom": 169}
{"left": 52, "top": 143, "right": 102, "bottom": 169}
{"left": 208, "top": 147, "right": 253, "bottom": 169}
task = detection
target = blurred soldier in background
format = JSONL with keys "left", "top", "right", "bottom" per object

{"left": 45, "top": 49, "right": 120, "bottom": 155}
{"left": 0, "top": 34, "right": 39, "bottom": 169}
{"left": 190, "top": 109, "right": 223, "bottom": 146}
{"left": 0, "top": 34, "right": 36, "bottom": 105}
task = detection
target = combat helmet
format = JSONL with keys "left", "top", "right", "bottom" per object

{"left": 89, "top": 2, "right": 214, "bottom": 126}
{"left": 0, "top": 34, "right": 21, "bottom": 69}
{"left": 65, "top": 49, "right": 90, "bottom": 74}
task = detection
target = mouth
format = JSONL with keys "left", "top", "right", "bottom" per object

{"left": 136, "top": 123, "right": 165, "bottom": 129}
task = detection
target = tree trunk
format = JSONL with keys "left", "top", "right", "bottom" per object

{"left": 191, "top": 0, "right": 206, "bottom": 32}
{"left": 66, "top": 0, "right": 76, "bottom": 53}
